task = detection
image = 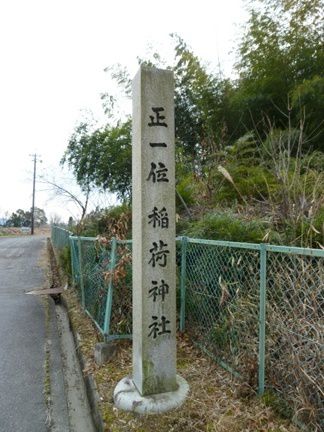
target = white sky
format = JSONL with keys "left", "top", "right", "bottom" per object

{"left": 0, "top": 0, "right": 247, "bottom": 223}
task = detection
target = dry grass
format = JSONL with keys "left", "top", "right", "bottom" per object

{"left": 0, "top": 226, "right": 51, "bottom": 236}
{"left": 63, "top": 288, "right": 299, "bottom": 432}
{"left": 0, "top": 227, "right": 28, "bottom": 236}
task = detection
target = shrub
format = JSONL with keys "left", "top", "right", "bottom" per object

{"left": 76, "top": 204, "right": 132, "bottom": 238}
{"left": 184, "top": 211, "right": 268, "bottom": 243}
{"left": 176, "top": 173, "right": 201, "bottom": 210}
{"left": 213, "top": 165, "right": 279, "bottom": 204}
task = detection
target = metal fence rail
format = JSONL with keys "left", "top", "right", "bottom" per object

{"left": 51, "top": 226, "right": 324, "bottom": 429}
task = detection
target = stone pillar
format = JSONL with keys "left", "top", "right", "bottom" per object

{"left": 114, "top": 65, "right": 188, "bottom": 414}
{"left": 132, "top": 66, "right": 176, "bottom": 396}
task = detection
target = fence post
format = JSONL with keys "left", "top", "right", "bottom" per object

{"left": 180, "top": 236, "right": 188, "bottom": 332}
{"left": 103, "top": 237, "right": 117, "bottom": 338}
{"left": 258, "top": 243, "right": 267, "bottom": 395}
{"left": 78, "top": 237, "right": 85, "bottom": 309}
{"left": 69, "top": 237, "right": 76, "bottom": 287}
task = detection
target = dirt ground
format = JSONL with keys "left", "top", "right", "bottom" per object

{"left": 63, "top": 288, "right": 300, "bottom": 432}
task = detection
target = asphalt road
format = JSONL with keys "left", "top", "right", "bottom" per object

{"left": 0, "top": 235, "right": 68, "bottom": 432}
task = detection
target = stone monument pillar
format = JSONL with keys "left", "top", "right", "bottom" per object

{"left": 114, "top": 65, "right": 189, "bottom": 414}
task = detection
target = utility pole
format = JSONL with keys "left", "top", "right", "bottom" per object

{"left": 30, "top": 154, "right": 41, "bottom": 235}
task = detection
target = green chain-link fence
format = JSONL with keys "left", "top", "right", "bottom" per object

{"left": 180, "top": 239, "right": 323, "bottom": 430}
{"left": 51, "top": 225, "right": 72, "bottom": 249}
{"left": 265, "top": 246, "right": 324, "bottom": 429}
{"left": 179, "top": 237, "right": 261, "bottom": 382}
{"left": 51, "top": 227, "right": 323, "bottom": 429}
{"left": 69, "top": 236, "right": 133, "bottom": 340}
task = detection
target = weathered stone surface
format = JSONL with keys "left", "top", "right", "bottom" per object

{"left": 94, "top": 342, "right": 117, "bottom": 366}
{"left": 132, "top": 65, "right": 177, "bottom": 396}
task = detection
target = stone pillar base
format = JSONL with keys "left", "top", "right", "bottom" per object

{"left": 113, "top": 375, "right": 189, "bottom": 414}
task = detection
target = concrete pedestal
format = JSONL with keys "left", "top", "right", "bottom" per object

{"left": 114, "top": 375, "right": 189, "bottom": 414}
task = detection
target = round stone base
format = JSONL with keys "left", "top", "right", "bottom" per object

{"left": 113, "top": 375, "right": 189, "bottom": 414}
